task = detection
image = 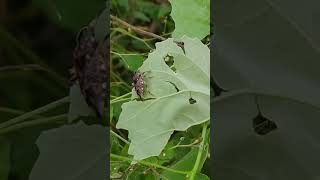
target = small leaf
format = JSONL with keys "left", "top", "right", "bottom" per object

{"left": 158, "top": 4, "right": 171, "bottom": 19}
{"left": 169, "top": 0, "right": 210, "bottom": 40}
{"left": 123, "top": 55, "right": 144, "bottom": 71}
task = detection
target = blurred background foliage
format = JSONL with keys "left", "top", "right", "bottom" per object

{"left": 0, "top": 0, "right": 105, "bottom": 179}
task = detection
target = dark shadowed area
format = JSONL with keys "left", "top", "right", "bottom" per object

{"left": 212, "top": 0, "right": 320, "bottom": 179}
{"left": 0, "top": 0, "right": 108, "bottom": 179}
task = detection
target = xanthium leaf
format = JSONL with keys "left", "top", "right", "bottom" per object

{"left": 117, "top": 36, "right": 210, "bottom": 160}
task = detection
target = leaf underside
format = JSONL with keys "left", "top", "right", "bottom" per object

{"left": 117, "top": 37, "right": 210, "bottom": 160}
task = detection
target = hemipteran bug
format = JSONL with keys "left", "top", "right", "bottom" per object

{"left": 70, "top": 18, "right": 109, "bottom": 118}
{"left": 132, "top": 71, "right": 145, "bottom": 99}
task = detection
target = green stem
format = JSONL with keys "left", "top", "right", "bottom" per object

{"left": 111, "top": 71, "right": 132, "bottom": 91}
{"left": 111, "top": 27, "right": 153, "bottom": 49}
{"left": 189, "top": 121, "right": 209, "bottom": 180}
{"left": 110, "top": 92, "right": 132, "bottom": 104}
{"left": 111, "top": 51, "right": 130, "bottom": 69}
{"left": 0, "top": 96, "right": 69, "bottom": 129}
{"left": 110, "top": 97, "right": 132, "bottom": 105}
{"left": 0, "top": 107, "right": 29, "bottom": 116}
{"left": 169, "top": 139, "right": 200, "bottom": 150}
{"left": 0, "top": 107, "right": 44, "bottom": 119}
{"left": 110, "top": 130, "right": 130, "bottom": 144}
{"left": 0, "top": 114, "right": 67, "bottom": 135}
{"left": 111, "top": 154, "right": 189, "bottom": 175}
{"left": 111, "top": 51, "right": 147, "bottom": 56}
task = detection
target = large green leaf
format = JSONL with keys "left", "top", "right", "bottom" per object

{"left": 117, "top": 37, "right": 210, "bottom": 160}
{"left": 213, "top": 0, "right": 320, "bottom": 179}
{"left": 30, "top": 122, "right": 107, "bottom": 180}
{"left": 0, "top": 137, "right": 10, "bottom": 180}
{"left": 169, "top": 0, "right": 210, "bottom": 40}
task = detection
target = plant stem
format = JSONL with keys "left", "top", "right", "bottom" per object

{"left": 110, "top": 97, "right": 132, "bottom": 105}
{"left": 0, "top": 114, "right": 67, "bottom": 135}
{"left": 0, "top": 96, "right": 69, "bottom": 129}
{"left": 111, "top": 51, "right": 130, "bottom": 69}
{"left": 111, "top": 52, "right": 148, "bottom": 56}
{"left": 111, "top": 27, "right": 153, "bottom": 49}
{"left": 0, "top": 107, "right": 44, "bottom": 119}
{"left": 110, "top": 15, "right": 166, "bottom": 41}
{"left": 189, "top": 121, "right": 209, "bottom": 180}
{"left": 169, "top": 139, "right": 200, "bottom": 150}
{"left": 111, "top": 71, "right": 132, "bottom": 91}
{"left": 0, "top": 64, "right": 48, "bottom": 72}
{"left": 110, "top": 154, "right": 189, "bottom": 175}
{"left": 110, "top": 129, "right": 130, "bottom": 145}
{"left": 0, "top": 107, "right": 29, "bottom": 116}
{"left": 110, "top": 92, "right": 132, "bottom": 104}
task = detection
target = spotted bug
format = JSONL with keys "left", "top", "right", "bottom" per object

{"left": 132, "top": 71, "right": 145, "bottom": 99}
{"left": 71, "top": 24, "right": 109, "bottom": 118}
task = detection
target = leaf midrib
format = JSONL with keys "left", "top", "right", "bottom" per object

{"left": 118, "top": 90, "right": 209, "bottom": 125}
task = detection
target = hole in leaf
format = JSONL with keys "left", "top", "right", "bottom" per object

{"left": 164, "top": 55, "right": 176, "bottom": 72}
{"left": 174, "top": 41, "right": 185, "bottom": 53}
{"left": 252, "top": 114, "right": 278, "bottom": 135}
{"left": 211, "top": 76, "right": 227, "bottom": 96}
{"left": 189, "top": 98, "right": 197, "bottom": 104}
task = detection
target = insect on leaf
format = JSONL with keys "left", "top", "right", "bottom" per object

{"left": 117, "top": 36, "right": 210, "bottom": 160}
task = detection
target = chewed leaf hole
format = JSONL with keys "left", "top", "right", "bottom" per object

{"left": 175, "top": 41, "right": 185, "bottom": 53}
{"left": 164, "top": 55, "right": 176, "bottom": 72}
{"left": 252, "top": 114, "right": 278, "bottom": 135}
{"left": 189, "top": 98, "right": 197, "bottom": 104}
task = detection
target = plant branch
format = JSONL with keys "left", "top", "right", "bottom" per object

{"left": 111, "top": 154, "right": 189, "bottom": 175}
{"left": 0, "top": 114, "right": 67, "bottom": 135}
{"left": 110, "top": 15, "right": 166, "bottom": 41}
{"left": 169, "top": 139, "right": 200, "bottom": 150}
{"left": 111, "top": 27, "right": 153, "bottom": 49}
{"left": 189, "top": 121, "right": 209, "bottom": 180}
{"left": 110, "top": 97, "right": 132, "bottom": 105}
{"left": 0, "top": 107, "right": 44, "bottom": 119}
{"left": 0, "top": 64, "right": 48, "bottom": 72}
{"left": 0, "top": 96, "right": 69, "bottom": 129}
{"left": 110, "top": 129, "right": 130, "bottom": 145}
{"left": 110, "top": 92, "right": 132, "bottom": 103}
{"left": 111, "top": 71, "right": 132, "bottom": 91}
